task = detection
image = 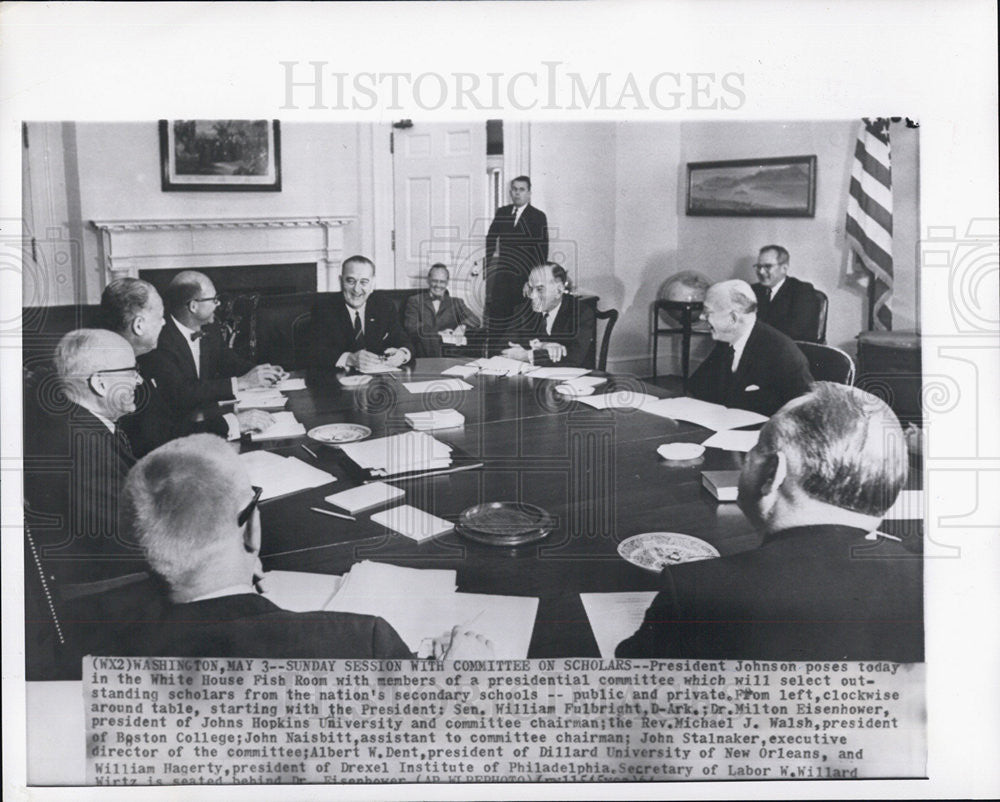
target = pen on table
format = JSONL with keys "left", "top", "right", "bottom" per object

{"left": 301, "top": 444, "right": 318, "bottom": 459}
{"left": 363, "top": 462, "right": 485, "bottom": 484}
{"left": 310, "top": 507, "right": 356, "bottom": 521}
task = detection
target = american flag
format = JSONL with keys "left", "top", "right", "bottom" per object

{"left": 846, "top": 118, "right": 893, "bottom": 330}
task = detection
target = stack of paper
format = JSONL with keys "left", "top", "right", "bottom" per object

{"left": 325, "top": 561, "right": 538, "bottom": 658}
{"left": 234, "top": 388, "right": 287, "bottom": 410}
{"left": 239, "top": 450, "right": 336, "bottom": 500}
{"left": 468, "top": 356, "right": 533, "bottom": 376}
{"left": 524, "top": 366, "right": 592, "bottom": 380}
{"left": 439, "top": 329, "right": 467, "bottom": 346}
{"left": 644, "top": 397, "right": 768, "bottom": 431}
{"left": 258, "top": 571, "right": 343, "bottom": 612}
{"left": 274, "top": 377, "right": 307, "bottom": 392}
{"left": 371, "top": 504, "right": 455, "bottom": 542}
{"left": 249, "top": 410, "right": 307, "bottom": 441}
{"left": 324, "top": 481, "right": 405, "bottom": 514}
{"left": 576, "top": 390, "right": 661, "bottom": 410}
{"left": 402, "top": 378, "right": 473, "bottom": 394}
{"left": 339, "top": 431, "right": 452, "bottom": 477}
{"left": 404, "top": 408, "right": 465, "bottom": 430}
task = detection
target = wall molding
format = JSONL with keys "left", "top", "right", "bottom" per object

{"left": 90, "top": 216, "right": 354, "bottom": 291}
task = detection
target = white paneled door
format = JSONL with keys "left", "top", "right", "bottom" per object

{"left": 392, "top": 122, "right": 487, "bottom": 318}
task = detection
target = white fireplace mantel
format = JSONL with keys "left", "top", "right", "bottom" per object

{"left": 90, "top": 216, "right": 354, "bottom": 291}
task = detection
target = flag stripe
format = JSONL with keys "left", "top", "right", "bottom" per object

{"left": 845, "top": 219, "right": 893, "bottom": 281}
{"left": 847, "top": 183, "right": 894, "bottom": 239}
{"left": 853, "top": 139, "right": 892, "bottom": 188}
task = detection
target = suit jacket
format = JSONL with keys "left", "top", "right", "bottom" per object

{"left": 403, "top": 291, "right": 482, "bottom": 357}
{"left": 118, "top": 365, "right": 229, "bottom": 458}
{"left": 23, "top": 402, "right": 146, "bottom": 583}
{"left": 486, "top": 203, "right": 549, "bottom": 274}
{"left": 616, "top": 525, "right": 923, "bottom": 662}
{"left": 139, "top": 316, "right": 254, "bottom": 415}
{"left": 113, "top": 593, "right": 413, "bottom": 659}
{"left": 502, "top": 295, "right": 596, "bottom": 369}
{"left": 308, "top": 292, "right": 413, "bottom": 373}
{"left": 688, "top": 320, "right": 813, "bottom": 416}
{"left": 752, "top": 276, "right": 821, "bottom": 342}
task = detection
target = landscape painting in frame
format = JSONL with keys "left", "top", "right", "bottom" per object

{"left": 159, "top": 119, "right": 281, "bottom": 192}
{"left": 686, "top": 155, "right": 816, "bottom": 217}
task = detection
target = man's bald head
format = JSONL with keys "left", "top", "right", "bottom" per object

{"left": 166, "top": 271, "right": 218, "bottom": 326}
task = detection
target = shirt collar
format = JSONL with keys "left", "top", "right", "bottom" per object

{"left": 345, "top": 300, "right": 367, "bottom": 320}
{"left": 189, "top": 583, "right": 258, "bottom": 603}
{"left": 730, "top": 321, "right": 754, "bottom": 369}
{"left": 768, "top": 277, "right": 786, "bottom": 297}
{"left": 90, "top": 408, "right": 117, "bottom": 434}
{"left": 172, "top": 315, "right": 200, "bottom": 341}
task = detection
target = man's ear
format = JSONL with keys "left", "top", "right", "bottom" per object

{"left": 131, "top": 315, "right": 145, "bottom": 338}
{"left": 243, "top": 511, "right": 261, "bottom": 556}
{"left": 88, "top": 373, "right": 108, "bottom": 398}
{"left": 758, "top": 451, "right": 789, "bottom": 500}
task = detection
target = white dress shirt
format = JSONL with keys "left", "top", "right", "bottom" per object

{"left": 730, "top": 324, "right": 754, "bottom": 372}
{"left": 171, "top": 316, "right": 240, "bottom": 438}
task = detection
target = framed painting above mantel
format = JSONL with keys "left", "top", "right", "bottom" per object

{"left": 159, "top": 119, "right": 281, "bottom": 191}
{"left": 686, "top": 155, "right": 816, "bottom": 217}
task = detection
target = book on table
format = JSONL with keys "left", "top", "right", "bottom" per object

{"left": 701, "top": 469, "right": 741, "bottom": 502}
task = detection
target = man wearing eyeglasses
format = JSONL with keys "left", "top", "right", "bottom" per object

{"left": 141, "top": 271, "right": 287, "bottom": 415}
{"left": 112, "top": 434, "right": 491, "bottom": 660}
{"left": 309, "top": 255, "right": 413, "bottom": 375}
{"left": 23, "top": 329, "right": 149, "bottom": 583}
{"left": 751, "top": 245, "right": 822, "bottom": 342}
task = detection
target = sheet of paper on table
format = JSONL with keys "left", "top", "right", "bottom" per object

{"left": 402, "top": 378, "right": 474, "bottom": 394}
{"left": 441, "top": 364, "right": 479, "bottom": 378}
{"left": 258, "top": 570, "right": 344, "bottom": 612}
{"left": 524, "top": 366, "right": 592, "bottom": 380}
{"left": 325, "top": 481, "right": 405, "bottom": 514}
{"left": 234, "top": 388, "right": 287, "bottom": 410}
{"left": 883, "top": 489, "right": 924, "bottom": 520}
{"left": 249, "top": 410, "right": 307, "bottom": 440}
{"left": 580, "top": 591, "right": 657, "bottom": 659}
{"left": 469, "top": 355, "right": 533, "bottom": 376}
{"left": 360, "top": 361, "right": 402, "bottom": 374}
{"left": 404, "top": 408, "right": 465, "bottom": 431}
{"left": 239, "top": 451, "right": 336, "bottom": 500}
{"left": 371, "top": 504, "right": 455, "bottom": 542}
{"left": 274, "top": 377, "right": 307, "bottom": 392}
{"left": 701, "top": 428, "right": 761, "bottom": 452}
{"left": 339, "top": 431, "right": 452, "bottom": 476}
{"left": 576, "top": 391, "right": 661, "bottom": 410}
{"left": 644, "top": 397, "right": 768, "bottom": 431}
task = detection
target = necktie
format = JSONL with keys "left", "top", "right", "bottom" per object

{"left": 190, "top": 328, "right": 206, "bottom": 342}
{"left": 114, "top": 424, "right": 137, "bottom": 467}
{"left": 352, "top": 311, "right": 363, "bottom": 346}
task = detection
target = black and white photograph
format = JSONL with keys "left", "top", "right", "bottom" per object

{"left": 2, "top": 2, "right": 998, "bottom": 801}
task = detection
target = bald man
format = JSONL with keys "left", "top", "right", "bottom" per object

{"left": 23, "top": 329, "right": 148, "bottom": 583}
{"left": 688, "top": 279, "right": 813, "bottom": 416}
{"left": 140, "top": 271, "right": 286, "bottom": 415}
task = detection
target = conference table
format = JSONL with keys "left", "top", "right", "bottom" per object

{"left": 249, "top": 359, "right": 919, "bottom": 658}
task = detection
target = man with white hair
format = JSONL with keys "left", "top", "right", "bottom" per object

{"left": 116, "top": 434, "right": 492, "bottom": 659}
{"left": 617, "top": 382, "right": 922, "bottom": 661}
{"left": 101, "top": 277, "right": 273, "bottom": 457}
{"left": 688, "top": 279, "right": 813, "bottom": 416}
{"left": 23, "top": 329, "right": 147, "bottom": 582}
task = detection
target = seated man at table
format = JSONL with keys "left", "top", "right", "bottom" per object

{"left": 309, "top": 255, "right": 413, "bottom": 374}
{"left": 499, "top": 262, "right": 595, "bottom": 368}
{"left": 23, "top": 329, "right": 147, "bottom": 583}
{"left": 140, "top": 270, "right": 286, "bottom": 415}
{"left": 101, "top": 278, "right": 273, "bottom": 457}
{"left": 616, "top": 382, "right": 922, "bottom": 662}
{"left": 403, "top": 263, "right": 482, "bottom": 357}
{"left": 688, "top": 279, "right": 812, "bottom": 416}
{"left": 112, "top": 434, "right": 492, "bottom": 659}
{"left": 752, "top": 244, "right": 823, "bottom": 342}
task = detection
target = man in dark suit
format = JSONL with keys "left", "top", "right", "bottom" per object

{"left": 501, "top": 263, "right": 595, "bottom": 368}
{"left": 309, "top": 255, "right": 413, "bottom": 374}
{"left": 111, "top": 434, "right": 492, "bottom": 660}
{"left": 485, "top": 175, "right": 549, "bottom": 332}
{"left": 139, "top": 271, "right": 285, "bottom": 415}
{"left": 752, "top": 245, "right": 823, "bottom": 342}
{"left": 101, "top": 278, "right": 273, "bottom": 457}
{"left": 23, "top": 329, "right": 147, "bottom": 584}
{"left": 617, "top": 382, "right": 922, "bottom": 662}
{"left": 689, "top": 280, "right": 813, "bottom": 416}
{"left": 403, "top": 263, "right": 482, "bottom": 357}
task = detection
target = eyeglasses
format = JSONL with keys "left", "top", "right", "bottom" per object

{"left": 237, "top": 485, "right": 263, "bottom": 527}
{"left": 194, "top": 296, "right": 221, "bottom": 305}
{"left": 753, "top": 262, "right": 787, "bottom": 270}
{"left": 91, "top": 366, "right": 144, "bottom": 383}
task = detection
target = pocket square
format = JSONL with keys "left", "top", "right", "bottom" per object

{"left": 745, "top": 384, "right": 760, "bottom": 392}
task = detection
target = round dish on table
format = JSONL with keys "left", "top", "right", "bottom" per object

{"left": 338, "top": 374, "right": 372, "bottom": 388}
{"left": 456, "top": 501, "right": 555, "bottom": 546}
{"left": 307, "top": 423, "right": 372, "bottom": 446}
{"left": 617, "top": 532, "right": 720, "bottom": 571}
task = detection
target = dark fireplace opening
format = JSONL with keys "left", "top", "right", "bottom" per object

{"left": 139, "top": 263, "right": 316, "bottom": 300}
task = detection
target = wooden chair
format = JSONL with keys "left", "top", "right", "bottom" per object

{"left": 813, "top": 288, "right": 829, "bottom": 344}
{"left": 595, "top": 307, "right": 619, "bottom": 373}
{"left": 796, "top": 341, "right": 856, "bottom": 385}
{"left": 291, "top": 312, "right": 311, "bottom": 370}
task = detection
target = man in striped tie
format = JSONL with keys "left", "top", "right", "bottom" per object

{"left": 23, "top": 329, "right": 150, "bottom": 584}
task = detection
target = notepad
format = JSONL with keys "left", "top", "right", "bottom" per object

{"left": 249, "top": 410, "right": 307, "bottom": 440}
{"left": 701, "top": 429, "right": 761, "bottom": 452}
{"left": 258, "top": 570, "right": 343, "bottom": 612}
{"left": 234, "top": 388, "right": 288, "bottom": 410}
{"left": 701, "top": 469, "right": 741, "bottom": 501}
{"left": 239, "top": 451, "right": 336, "bottom": 500}
{"left": 371, "top": 504, "right": 455, "bottom": 542}
{"left": 580, "top": 592, "right": 657, "bottom": 659}
{"left": 324, "top": 482, "right": 405, "bottom": 515}
{"left": 274, "top": 377, "right": 307, "bottom": 392}
{"left": 644, "top": 397, "right": 768, "bottom": 431}
{"left": 402, "top": 378, "right": 474, "bottom": 394}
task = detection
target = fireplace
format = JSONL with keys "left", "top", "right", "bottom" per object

{"left": 139, "top": 263, "right": 316, "bottom": 298}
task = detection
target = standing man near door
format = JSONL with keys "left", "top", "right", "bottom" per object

{"left": 485, "top": 175, "right": 548, "bottom": 334}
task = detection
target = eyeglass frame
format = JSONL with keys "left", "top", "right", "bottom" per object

{"left": 238, "top": 486, "right": 263, "bottom": 527}
{"left": 752, "top": 261, "right": 788, "bottom": 270}
{"left": 194, "top": 295, "right": 221, "bottom": 305}
{"left": 81, "top": 366, "right": 144, "bottom": 384}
